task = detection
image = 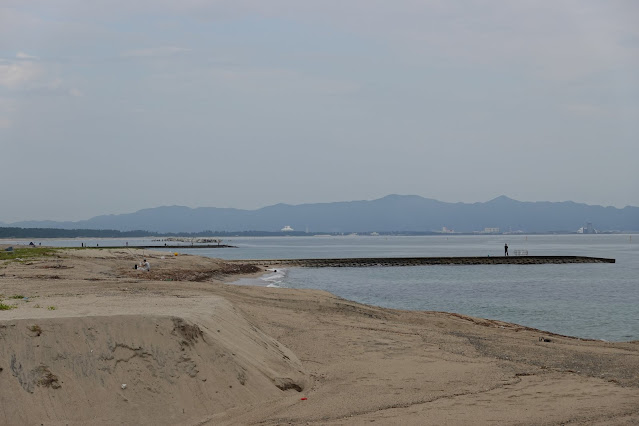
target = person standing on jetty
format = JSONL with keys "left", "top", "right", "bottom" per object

{"left": 504, "top": 244, "right": 509, "bottom": 256}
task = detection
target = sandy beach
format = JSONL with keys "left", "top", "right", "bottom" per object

{"left": 1, "top": 247, "right": 638, "bottom": 425}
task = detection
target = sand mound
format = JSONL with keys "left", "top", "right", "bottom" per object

{"left": 0, "top": 301, "right": 308, "bottom": 425}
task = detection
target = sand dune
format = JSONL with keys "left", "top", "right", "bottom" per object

{"left": 1, "top": 247, "right": 638, "bottom": 424}
{"left": 1, "top": 296, "right": 307, "bottom": 425}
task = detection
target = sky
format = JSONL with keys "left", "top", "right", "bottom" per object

{"left": 1, "top": 0, "right": 638, "bottom": 222}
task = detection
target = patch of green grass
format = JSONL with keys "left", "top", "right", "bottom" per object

{"left": 0, "top": 302, "right": 16, "bottom": 311}
{"left": 10, "top": 295, "right": 25, "bottom": 299}
{"left": 47, "top": 306, "right": 56, "bottom": 310}
{"left": 0, "top": 247, "right": 60, "bottom": 262}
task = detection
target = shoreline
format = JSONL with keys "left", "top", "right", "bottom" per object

{"left": 231, "top": 264, "right": 635, "bottom": 343}
{"left": 1, "top": 248, "right": 638, "bottom": 424}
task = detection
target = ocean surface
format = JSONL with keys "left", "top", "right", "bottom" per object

{"left": 3, "top": 235, "right": 637, "bottom": 342}
{"left": 195, "top": 234, "right": 639, "bottom": 342}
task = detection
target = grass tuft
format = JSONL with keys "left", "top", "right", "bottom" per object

{"left": 0, "top": 247, "right": 60, "bottom": 262}
{"left": 0, "top": 302, "right": 16, "bottom": 311}
{"left": 29, "top": 325, "right": 43, "bottom": 336}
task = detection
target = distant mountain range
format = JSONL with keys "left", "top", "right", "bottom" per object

{"left": 3, "top": 195, "right": 639, "bottom": 233}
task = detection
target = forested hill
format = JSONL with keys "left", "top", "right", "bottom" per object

{"left": 0, "top": 228, "right": 153, "bottom": 239}
{"left": 5, "top": 195, "right": 639, "bottom": 234}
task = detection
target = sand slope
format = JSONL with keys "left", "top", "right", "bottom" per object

{"left": 0, "top": 249, "right": 307, "bottom": 425}
{"left": 0, "top": 304, "right": 307, "bottom": 425}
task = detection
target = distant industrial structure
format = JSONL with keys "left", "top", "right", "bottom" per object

{"left": 281, "top": 225, "right": 294, "bottom": 232}
{"left": 482, "top": 227, "right": 500, "bottom": 234}
{"left": 577, "top": 222, "right": 597, "bottom": 234}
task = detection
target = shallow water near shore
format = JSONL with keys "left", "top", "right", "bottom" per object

{"left": 221, "top": 234, "right": 638, "bottom": 342}
{"left": 4, "top": 234, "right": 637, "bottom": 341}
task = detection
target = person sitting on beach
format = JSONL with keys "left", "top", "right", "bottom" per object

{"left": 139, "top": 259, "right": 150, "bottom": 271}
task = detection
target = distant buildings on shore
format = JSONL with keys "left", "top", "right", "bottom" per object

{"left": 439, "top": 226, "right": 501, "bottom": 234}
{"left": 482, "top": 227, "right": 500, "bottom": 234}
{"left": 283, "top": 222, "right": 600, "bottom": 235}
{"left": 440, "top": 224, "right": 603, "bottom": 235}
{"left": 577, "top": 222, "right": 597, "bottom": 234}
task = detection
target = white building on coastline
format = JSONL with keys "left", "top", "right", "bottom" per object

{"left": 482, "top": 227, "right": 500, "bottom": 234}
{"left": 577, "top": 222, "right": 597, "bottom": 234}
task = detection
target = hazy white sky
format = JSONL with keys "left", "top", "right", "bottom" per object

{"left": 1, "top": 0, "right": 638, "bottom": 222}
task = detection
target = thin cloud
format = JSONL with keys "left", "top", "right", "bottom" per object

{"left": 0, "top": 60, "right": 44, "bottom": 89}
{"left": 69, "top": 88, "right": 83, "bottom": 97}
{"left": 16, "top": 52, "right": 38, "bottom": 59}
{"left": 0, "top": 57, "right": 78, "bottom": 95}
{"left": 121, "top": 46, "right": 191, "bottom": 58}
{"left": 204, "top": 67, "right": 361, "bottom": 96}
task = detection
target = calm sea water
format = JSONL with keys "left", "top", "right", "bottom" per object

{"left": 206, "top": 234, "right": 638, "bottom": 342}
{"left": 4, "top": 235, "right": 637, "bottom": 341}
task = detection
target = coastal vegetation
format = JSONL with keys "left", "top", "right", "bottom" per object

{"left": 3, "top": 227, "right": 628, "bottom": 240}
{"left": 0, "top": 227, "right": 154, "bottom": 239}
{"left": 0, "top": 300, "right": 16, "bottom": 311}
{"left": 0, "top": 227, "right": 325, "bottom": 239}
{"left": 0, "top": 247, "right": 59, "bottom": 261}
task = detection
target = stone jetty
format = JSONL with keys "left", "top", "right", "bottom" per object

{"left": 229, "top": 256, "right": 615, "bottom": 268}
